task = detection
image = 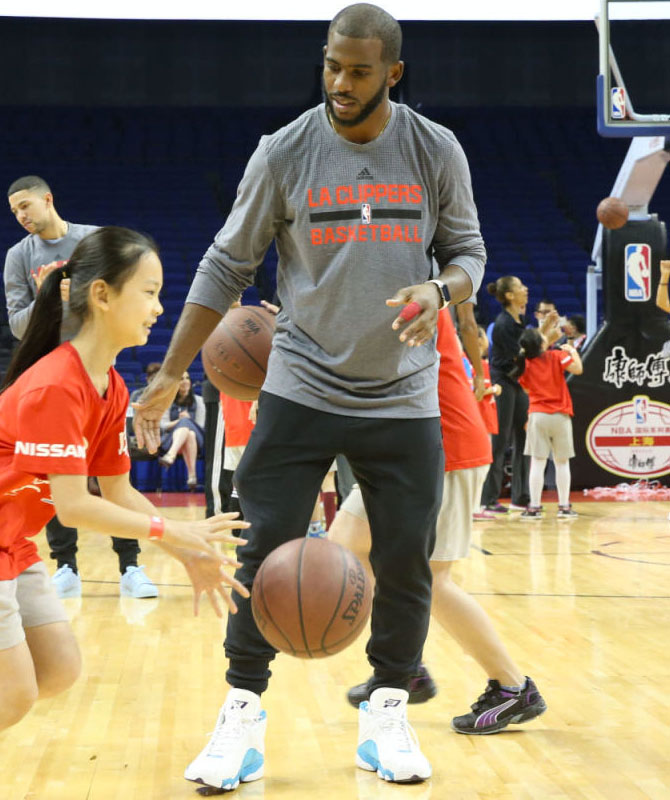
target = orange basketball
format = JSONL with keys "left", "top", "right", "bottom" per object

{"left": 251, "top": 537, "right": 372, "bottom": 658}
{"left": 597, "top": 197, "right": 629, "bottom": 230}
{"left": 202, "top": 305, "right": 276, "bottom": 401}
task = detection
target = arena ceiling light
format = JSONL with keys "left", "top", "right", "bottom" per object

{"left": 2, "top": 0, "right": 668, "bottom": 22}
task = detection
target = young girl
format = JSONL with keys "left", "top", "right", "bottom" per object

{"left": 469, "top": 326, "right": 501, "bottom": 521}
{"left": 0, "top": 226, "right": 249, "bottom": 732}
{"left": 474, "top": 325, "right": 501, "bottom": 437}
{"left": 510, "top": 328, "right": 583, "bottom": 520}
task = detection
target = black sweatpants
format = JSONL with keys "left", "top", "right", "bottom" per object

{"left": 225, "top": 392, "right": 443, "bottom": 695}
{"left": 481, "top": 376, "right": 530, "bottom": 507}
{"left": 46, "top": 515, "right": 140, "bottom": 574}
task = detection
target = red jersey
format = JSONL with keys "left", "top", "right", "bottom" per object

{"left": 437, "top": 311, "right": 492, "bottom": 472}
{"left": 477, "top": 360, "right": 498, "bottom": 435}
{"left": 0, "top": 343, "right": 130, "bottom": 580}
{"left": 519, "top": 349, "right": 574, "bottom": 415}
{"left": 220, "top": 394, "right": 254, "bottom": 448}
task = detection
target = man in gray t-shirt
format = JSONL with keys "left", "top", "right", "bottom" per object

{"left": 135, "top": 5, "right": 486, "bottom": 788}
{"left": 5, "top": 175, "right": 157, "bottom": 601}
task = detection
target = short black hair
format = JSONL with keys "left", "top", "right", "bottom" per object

{"left": 568, "top": 314, "right": 586, "bottom": 334}
{"left": 7, "top": 175, "right": 51, "bottom": 198}
{"left": 534, "top": 298, "right": 555, "bottom": 311}
{"left": 329, "top": 3, "right": 402, "bottom": 64}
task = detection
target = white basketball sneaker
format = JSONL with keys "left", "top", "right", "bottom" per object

{"left": 356, "top": 687, "right": 432, "bottom": 783}
{"left": 184, "top": 688, "right": 266, "bottom": 791}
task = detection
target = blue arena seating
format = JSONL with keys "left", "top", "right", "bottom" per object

{"left": 1, "top": 105, "right": 667, "bottom": 394}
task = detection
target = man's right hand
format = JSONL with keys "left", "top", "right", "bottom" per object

{"left": 132, "top": 370, "right": 181, "bottom": 452}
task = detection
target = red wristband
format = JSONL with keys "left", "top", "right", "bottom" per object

{"left": 148, "top": 516, "right": 165, "bottom": 540}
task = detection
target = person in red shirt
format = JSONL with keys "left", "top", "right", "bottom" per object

{"left": 475, "top": 325, "right": 501, "bottom": 437}
{"left": 333, "top": 309, "right": 546, "bottom": 734}
{"left": 512, "top": 328, "right": 583, "bottom": 520}
{"left": 0, "top": 226, "right": 249, "bottom": 733}
{"left": 220, "top": 391, "right": 255, "bottom": 515}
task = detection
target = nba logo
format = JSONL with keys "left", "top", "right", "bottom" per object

{"left": 361, "top": 203, "right": 371, "bottom": 224}
{"left": 611, "top": 87, "right": 626, "bottom": 119}
{"left": 633, "top": 396, "right": 648, "bottom": 425}
{"left": 624, "top": 244, "right": 651, "bottom": 302}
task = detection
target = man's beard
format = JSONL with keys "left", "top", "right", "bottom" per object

{"left": 323, "top": 75, "right": 388, "bottom": 128}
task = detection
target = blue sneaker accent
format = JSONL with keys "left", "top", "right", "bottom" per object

{"left": 357, "top": 740, "right": 389, "bottom": 776}
{"left": 239, "top": 748, "right": 264, "bottom": 780}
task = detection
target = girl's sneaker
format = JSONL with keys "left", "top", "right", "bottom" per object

{"left": 557, "top": 505, "right": 578, "bottom": 519}
{"left": 519, "top": 506, "right": 543, "bottom": 521}
{"left": 451, "top": 677, "right": 547, "bottom": 735}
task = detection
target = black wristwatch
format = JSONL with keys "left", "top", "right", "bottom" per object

{"left": 426, "top": 278, "right": 450, "bottom": 309}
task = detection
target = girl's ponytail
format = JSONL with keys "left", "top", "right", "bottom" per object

{"left": 1, "top": 267, "right": 65, "bottom": 391}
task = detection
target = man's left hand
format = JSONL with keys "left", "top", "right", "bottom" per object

{"left": 386, "top": 282, "right": 442, "bottom": 347}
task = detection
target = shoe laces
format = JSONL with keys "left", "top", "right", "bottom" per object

{"left": 375, "top": 709, "right": 418, "bottom": 753}
{"left": 471, "top": 682, "right": 507, "bottom": 712}
{"left": 206, "top": 708, "right": 252, "bottom": 757}
{"left": 125, "top": 566, "right": 147, "bottom": 583}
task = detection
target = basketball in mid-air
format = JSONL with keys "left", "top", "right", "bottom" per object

{"left": 202, "top": 305, "right": 276, "bottom": 401}
{"left": 251, "top": 537, "right": 372, "bottom": 658}
{"left": 596, "top": 196, "right": 629, "bottom": 230}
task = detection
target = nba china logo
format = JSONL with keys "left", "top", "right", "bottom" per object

{"left": 611, "top": 87, "right": 626, "bottom": 119}
{"left": 624, "top": 244, "right": 651, "bottom": 302}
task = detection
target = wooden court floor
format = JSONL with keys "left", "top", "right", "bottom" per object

{"left": 2, "top": 498, "right": 670, "bottom": 800}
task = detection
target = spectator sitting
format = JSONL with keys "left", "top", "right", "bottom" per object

{"left": 129, "top": 361, "right": 162, "bottom": 406}
{"left": 158, "top": 371, "right": 205, "bottom": 490}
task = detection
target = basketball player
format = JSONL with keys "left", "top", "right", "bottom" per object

{"left": 5, "top": 176, "right": 157, "bottom": 600}
{"left": 0, "top": 226, "right": 249, "bottom": 732}
{"left": 333, "top": 308, "right": 547, "bottom": 734}
{"left": 134, "top": 3, "right": 485, "bottom": 788}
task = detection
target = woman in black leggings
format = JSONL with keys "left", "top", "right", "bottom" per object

{"left": 481, "top": 276, "right": 530, "bottom": 513}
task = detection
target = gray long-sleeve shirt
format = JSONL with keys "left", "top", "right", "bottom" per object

{"left": 3, "top": 222, "right": 98, "bottom": 340}
{"left": 187, "top": 102, "right": 486, "bottom": 417}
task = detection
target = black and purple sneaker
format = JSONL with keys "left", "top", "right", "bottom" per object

{"left": 451, "top": 677, "right": 546, "bottom": 735}
{"left": 346, "top": 664, "right": 438, "bottom": 708}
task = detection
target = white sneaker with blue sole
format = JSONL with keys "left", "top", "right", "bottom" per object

{"left": 356, "top": 687, "right": 431, "bottom": 784}
{"left": 184, "top": 688, "right": 266, "bottom": 791}
{"left": 52, "top": 565, "right": 82, "bottom": 598}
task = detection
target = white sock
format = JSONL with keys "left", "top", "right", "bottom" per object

{"left": 555, "top": 460, "right": 571, "bottom": 506}
{"left": 528, "top": 457, "right": 546, "bottom": 508}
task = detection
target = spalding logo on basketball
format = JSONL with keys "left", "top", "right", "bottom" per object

{"left": 585, "top": 396, "right": 670, "bottom": 479}
{"left": 251, "top": 537, "right": 372, "bottom": 658}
